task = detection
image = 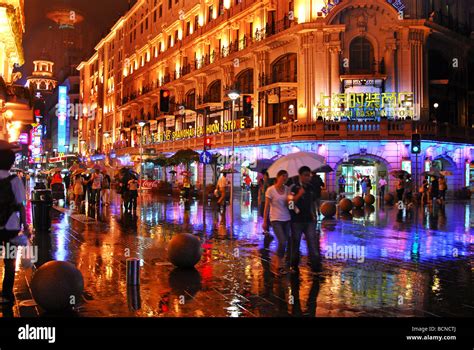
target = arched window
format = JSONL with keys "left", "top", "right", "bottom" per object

{"left": 185, "top": 89, "right": 196, "bottom": 110}
{"left": 206, "top": 80, "right": 221, "bottom": 102}
{"left": 271, "top": 54, "right": 297, "bottom": 83}
{"left": 350, "top": 37, "right": 374, "bottom": 74}
{"left": 235, "top": 69, "right": 254, "bottom": 94}
{"left": 39, "top": 81, "right": 46, "bottom": 90}
{"left": 153, "top": 103, "right": 159, "bottom": 118}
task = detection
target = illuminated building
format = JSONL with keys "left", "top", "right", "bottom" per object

{"left": 78, "top": 0, "right": 474, "bottom": 194}
{"left": 26, "top": 58, "right": 58, "bottom": 95}
{"left": 0, "top": 0, "right": 32, "bottom": 145}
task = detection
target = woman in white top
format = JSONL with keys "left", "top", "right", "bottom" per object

{"left": 262, "top": 169, "right": 291, "bottom": 275}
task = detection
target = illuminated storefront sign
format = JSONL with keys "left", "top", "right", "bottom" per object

{"left": 316, "top": 92, "right": 415, "bottom": 120}
{"left": 58, "top": 86, "right": 68, "bottom": 153}
{"left": 147, "top": 118, "right": 246, "bottom": 144}
{"left": 30, "top": 124, "right": 43, "bottom": 163}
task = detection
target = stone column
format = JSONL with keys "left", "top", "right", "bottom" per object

{"left": 329, "top": 44, "right": 341, "bottom": 96}
{"left": 384, "top": 40, "right": 397, "bottom": 93}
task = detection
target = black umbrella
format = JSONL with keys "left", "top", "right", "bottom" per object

{"left": 249, "top": 159, "right": 274, "bottom": 174}
{"left": 168, "top": 149, "right": 199, "bottom": 166}
{"left": 313, "top": 164, "right": 334, "bottom": 173}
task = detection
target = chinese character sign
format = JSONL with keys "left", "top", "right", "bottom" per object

{"left": 316, "top": 92, "right": 415, "bottom": 120}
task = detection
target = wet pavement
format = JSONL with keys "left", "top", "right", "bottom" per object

{"left": 4, "top": 192, "right": 474, "bottom": 317}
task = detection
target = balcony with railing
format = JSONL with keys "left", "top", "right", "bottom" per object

{"left": 259, "top": 70, "right": 298, "bottom": 88}
{"left": 114, "top": 120, "right": 474, "bottom": 156}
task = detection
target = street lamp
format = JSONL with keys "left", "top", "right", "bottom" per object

{"left": 227, "top": 89, "right": 240, "bottom": 234}
{"left": 138, "top": 121, "right": 146, "bottom": 190}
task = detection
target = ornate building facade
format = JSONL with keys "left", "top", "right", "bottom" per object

{"left": 78, "top": 0, "right": 474, "bottom": 193}
{"left": 0, "top": 0, "right": 32, "bottom": 143}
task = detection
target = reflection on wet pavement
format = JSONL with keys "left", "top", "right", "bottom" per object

{"left": 28, "top": 193, "right": 474, "bottom": 317}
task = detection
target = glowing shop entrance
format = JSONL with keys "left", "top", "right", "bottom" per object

{"left": 338, "top": 157, "right": 388, "bottom": 197}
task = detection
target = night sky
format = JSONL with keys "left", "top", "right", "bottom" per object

{"left": 20, "top": 0, "right": 131, "bottom": 84}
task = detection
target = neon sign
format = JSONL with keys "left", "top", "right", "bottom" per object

{"left": 58, "top": 86, "right": 68, "bottom": 153}
{"left": 147, "top": 118, "right": 246, "bottom": 144}
{"left": 316, "top": 92, "right": 415, "bottom": 120}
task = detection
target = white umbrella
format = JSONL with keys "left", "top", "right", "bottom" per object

{"left": 267, "top": 152, "right": 325, "bottom": 178}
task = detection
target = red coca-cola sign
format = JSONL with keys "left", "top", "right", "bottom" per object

{"left": 139, "top": 180, "right": 160, "bottom": 190}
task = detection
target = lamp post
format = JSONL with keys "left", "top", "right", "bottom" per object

{"left": 64, "top": 145, "right": 69, "bottom": 169}
{"left": 227, "top": 89, "right": 240, "bottom": 234}
{"left": 138, "top": 121, "right": 146, "bottom": 192}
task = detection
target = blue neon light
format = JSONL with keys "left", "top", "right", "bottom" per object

{"left": 58, "top": 86, "right": 68, "bottom": 153}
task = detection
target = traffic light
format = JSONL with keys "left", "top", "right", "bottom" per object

{"left": 411, "top": 133, "right": 421, "bottom": 154}
{"left": 243, "top": 95, "right": 253, "bottom": 116}
{"left": 204, "top": 137, "right": 212, "bottom": 151}
{"left": 160, "top": 89, "right": 170, "bottom": 113}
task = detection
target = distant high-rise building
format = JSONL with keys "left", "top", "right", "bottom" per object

{"left": 45, "top": 3, "right": 86, "bottom": 82}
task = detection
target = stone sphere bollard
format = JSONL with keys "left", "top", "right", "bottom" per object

{"left": 31, "top": 261, "right": 84, "bottom": 313}
{"left": 321, "top": 202, "right": 337, "bottom": 218}
{"left": 384, "top": 193, "right": 395, "bottom": 205}
{"left": 339, "top": 198, "right": 353, "bottom": 213}
{"left": 365, "top": 194, "right": 376, "bottom": 205}
{"left": 352, "top": 208, "right": 364, "bottom": 218}
{"left": 352, "top": 196, "right": 364, "bottom": 208}
{"left": 168, "top": 233, "right": 203, "bottom": 268}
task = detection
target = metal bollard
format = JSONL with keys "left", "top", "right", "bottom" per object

{"left": 127, "top": 285, "right": 141, "bottom": 311}
{"left": 126, "top": 258, "right": 140, "bottom": 285}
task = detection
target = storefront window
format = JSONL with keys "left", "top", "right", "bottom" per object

{"left": 401, "top": 160, "right": 412, "bottom": 174}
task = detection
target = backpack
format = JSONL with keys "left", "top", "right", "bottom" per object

{"left": 0, "top": 175, "right": 20, "bottom": 229}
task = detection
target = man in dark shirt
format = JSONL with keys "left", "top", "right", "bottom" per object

{"left": 289, "top": 166, "right": 322, "bottom": 274}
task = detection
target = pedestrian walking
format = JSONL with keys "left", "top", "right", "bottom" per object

{"left": 310, "top": 171, "right": 325, "bottom": 218}
{"left": 101, "top": 172, "right": 111, "bottom": 206}
{"left": 90, "top": 168, "right": 103, "bottom": 206}
{"left": 244, "top": 174, "right": 252, "bottom": 191}
{"left": 0, "top": 141, "right": 30, "bottom": 304}
{"left": 403, "top": 174, "right": 414, "bottom": 207}
{"left": 216, "top": 173, "right": 228, "bottom": 210}
{"left": 378, "top": 176, "right": 387, "bottom": 199}
{"left": 127, "top": 176, "right": 139, "bottom": 213}
{"left": 421, "top": 176, "right": 430, "bottom": 205}
{"left": 366, "top": 176, "right": 372, "bottom": 195}
{"left": 50, "top": 171, "right": 64, "bottom": 204}
{"left": 262, "top": 170, "right": 291, "bottom": 275}
{"left": 439, "top": 176, "right": 447, "bottom": 205}
{"left": 396, "top": 175, "right": 405, "bottom": 203}
{"left": 258, "top": 172, "right": 270, "bottom": 216}
{"left": 361, "top": 177, "right": 368, "bottom": 199}
{"left": 430, "top": 176, "right": 439, "bottom": 206}
{"left": 73, "top": 174, "right": 84, "bottom": 210}
{"left": 338, "top": 175, "right": 346, "bottom": 199}
{"left": 289, "top": 166, "right": 322, "bottom": 274}
{"left": 83, "top": 173, "right": 92, "bottom": 204}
